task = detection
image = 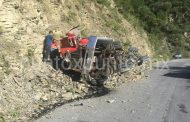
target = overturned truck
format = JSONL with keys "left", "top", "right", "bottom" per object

{"left": 59, "top": 34, "right": 145, "bottom": 85}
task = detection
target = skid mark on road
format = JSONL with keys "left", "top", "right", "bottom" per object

{"left": 162, "top": 80, "right": 177, "bottom": 122}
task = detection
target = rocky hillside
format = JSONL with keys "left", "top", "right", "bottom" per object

{"left": 0, "top": 0, "right": 152, "bottom": 80}
{"left": 0, "top": 0, "right": 152, "bottom": 121}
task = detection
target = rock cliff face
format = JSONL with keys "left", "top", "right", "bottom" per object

{"left": 0, "top": 0, "right": 152, "bottom": 121}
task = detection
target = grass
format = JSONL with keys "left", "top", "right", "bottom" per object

{"left": 81, "top": 30, "right": 88, "bottom": 37}
{"left": 102, "top": 9, "right": 125, "bottom": 34}
{"left": 123, "top": 40, "right": 131, "bottom": 49}
{"left": 104, "top": 20, "right": 120, "bottom": 32}
{"left": 0, "top": 26, "right": 3, "bottom": 35}
{"left": 118, "top": 18, "right": 170, "bottom": 60}
{"left": 148, "top": 33, "right": 172, "bottom": 60}
{"left": 96, "top": 0, "right": 111, "bottom": 7}
{"left": 67, "top": 11, "right": 77, "bottom": 21}
{"left": 79, "top": 0, "right": 86, "bottom": 6}
{"left": 10, "top": 111, "right": 20, "bottom": 118}
{"left": 0, "top": 114, "right": 5, "bottom": 122}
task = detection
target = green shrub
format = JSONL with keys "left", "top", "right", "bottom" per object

{"left": 114, "top": 0, "right": 190, "bottom": 57}
{"left": 96, "top": 0, "right": 110, "bottom": 7}
{"left": 10, "top": 111, "right": 20, "bottom": 118}
{"left": 122, "top": 40, "right": 131, "bottom": 51}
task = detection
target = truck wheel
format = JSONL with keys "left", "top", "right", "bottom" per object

{"left": 86, "top": 78, "right": 99, "bottom": 86}
{"left": 88, "top": 79, "right": 98, "bottom": 86}
{"left": 86, "top": 74, "right": 107, "bottom": 86}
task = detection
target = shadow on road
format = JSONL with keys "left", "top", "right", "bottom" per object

{"left": 34, "top": 51, "right": 112, "bottom": 121}
{"left": 163, "top": 66, "right": 190, "bottom": 80}
{"left": 33, "top": 86, "right": 111, "bottom": 121}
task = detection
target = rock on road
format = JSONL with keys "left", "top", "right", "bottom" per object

{"left": 36, "top": 59, "right": 190, "bottom": 122}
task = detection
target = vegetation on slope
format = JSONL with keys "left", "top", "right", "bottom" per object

{"left": 113, "top": 0, "right": 190, "bottom": 58}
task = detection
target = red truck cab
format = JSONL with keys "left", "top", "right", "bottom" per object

{"left": 60, "top": 32, "right": 78, "bottom": 58}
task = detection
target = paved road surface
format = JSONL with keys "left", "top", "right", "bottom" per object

{"left": 36, "top": 59, "right": 190, "bottom": 122}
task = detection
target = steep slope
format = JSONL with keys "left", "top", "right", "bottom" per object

{"left": 0, "top": 0, "right": 153, "bottom": 78}
{"left": 0, "top": 0, "right": 152, "bottom": 121}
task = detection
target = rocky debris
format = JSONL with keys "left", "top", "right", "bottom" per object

{"left": 0, "top": 59, "right": 151, "bottom": 121}
{"left": 130, "top": 110, "right": 136, "bottom": 114}
{"left": 0, "top": 0, "right": 152, "bottom": 121}
{"left": 121, "top": 100, "right": 127, "bottom": 103}
{"left": 88, "top": 105, "right": 94, "bottom": 108}
{"left": 70, "top": 103, "right": 84, "bottom": 107}
{"left": 0, "top": 62, "right": 92, "bottom": 121}
{"left": 105, "top": 61, "right": 151, "bottom": 89}
{"left": 107, "top": 100, "right": 115, "bottom": 103}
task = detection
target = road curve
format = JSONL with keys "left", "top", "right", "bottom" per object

{"left": 36, "top": 59, "right": 190, "bottom": 122}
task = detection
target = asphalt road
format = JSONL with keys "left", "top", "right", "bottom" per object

{"left": 36, "top": 59, "right": 190, "bottom": 122}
